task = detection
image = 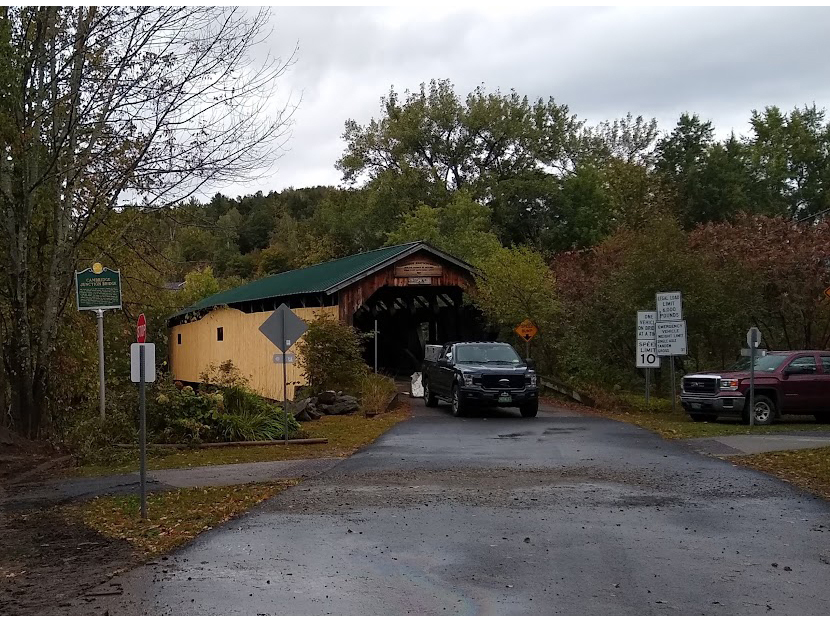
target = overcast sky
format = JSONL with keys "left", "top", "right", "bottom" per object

{"left": 222, "top": 6, "right": 830, "bottom": 197}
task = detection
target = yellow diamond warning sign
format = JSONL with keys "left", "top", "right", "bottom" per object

{"left": 514, "top": 319, "right": 538, "bottom": 342}
{"left": 825, "top": 286, "right": 830, "bottom": 299}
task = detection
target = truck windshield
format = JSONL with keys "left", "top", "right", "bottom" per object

{"left": 729, "top": 354, "right": 788, "bottom": 372}
{"left": 455, "top": 344, "right": 521, "bottom": 364}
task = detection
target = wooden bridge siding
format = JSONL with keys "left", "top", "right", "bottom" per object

{"left": 170, "top": 305, "right": 338, "bottom": 401}
{"left": 338, "top": 251, "right": 475, "bottom": 324}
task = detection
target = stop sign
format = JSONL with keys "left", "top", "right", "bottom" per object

{"left": 137, "top": 313, "right": 147, "bottom": 343}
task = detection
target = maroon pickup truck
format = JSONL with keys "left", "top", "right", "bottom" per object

{"left": 680, "top": 350, "right": 830, "bottom": 425}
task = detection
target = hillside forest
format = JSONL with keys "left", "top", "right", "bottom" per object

{"left": 4, "top": 76, "right": 830, "bottom": 440}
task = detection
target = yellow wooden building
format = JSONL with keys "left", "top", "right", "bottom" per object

{"left": 168, "top": 242, "right": 483, "bottom": 401}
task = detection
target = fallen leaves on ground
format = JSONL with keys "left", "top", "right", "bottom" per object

{"left": 67, "top": 481, "right": 296, "bottom": 557}
{"left": 732, "top": 448, "right": 830, "bottom": 502}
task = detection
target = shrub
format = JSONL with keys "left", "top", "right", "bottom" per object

{"left": 218, "top": 385, "right": 298, "bottom": 441}
{"left": 296, "top": 314, "right": 367, "bottom": 394}
{"left": 199, "top": 360, "right": 250, "bottom": 389}
{"left": 358, "top": 373, "right": 397, "bottom": 414}
{"left": 147, "top": 374, "right": 298, "bottom": 444}
{"left": 64, "top": 400, "right": 136, "bottom": 464}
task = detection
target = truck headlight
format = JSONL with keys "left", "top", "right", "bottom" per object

{"left": 720, "top": 378, "right": 739, "bottom": 390}
{"left": 526, "top": 372, "right": 537, "bottom": 388}
{"left": 462, "top": 373, "right": 474, "bottom": 386}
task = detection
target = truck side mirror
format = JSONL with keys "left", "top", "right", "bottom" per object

{"left": 525, "top": 358, "right": 535, "bottom": 369}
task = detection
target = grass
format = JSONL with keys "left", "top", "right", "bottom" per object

{"left": 543, "top": 392, "right": 828, "bottom": 440}
{"left": 732, "top": 447, "right": 830, "bottom": 502}
{"left": 68, "top": 405, "right": 411, "bottom": 478}
{"left": 67, "top": 481, "right": 296, "bottom": 558}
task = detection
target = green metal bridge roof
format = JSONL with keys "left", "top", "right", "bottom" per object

{"left": 171, "top": 241, "right": 473, "bottom": 319}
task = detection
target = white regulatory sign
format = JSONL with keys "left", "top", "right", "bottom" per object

{"left": 656, "top": 320, "right": 687, "bottom": 356}
{"left": 656, "top": 291, "right": 683, "bottom": 322}
{"left": 637, "top": 311, "right": 657, "bottom": 340}
{"left": 636, "top": 339, "right": 660, "bottom": 368}
{"left": 746, "top": 327, "right": 761, "bottom": 348}
{"left": 130, "top": 343, "right": 156, "bottom": 383}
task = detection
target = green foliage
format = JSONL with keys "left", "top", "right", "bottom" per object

{"left": 386, "top": 192, "right": 501, "bottom": 263}
{"left": 296, "top": 315, "right": 368, "bottom": 394}
{"left": 473, "top": 246, "right": 558, "bottom": 371}
{"left": 149, "top": 378, "right": 298, "bottom": 445}
{"left": 177, "top": 267, "right": 221, "bottom": 308}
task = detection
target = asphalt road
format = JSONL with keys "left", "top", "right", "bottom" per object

{"left": 62, "top": 400, "right": 830, "bottom": 615}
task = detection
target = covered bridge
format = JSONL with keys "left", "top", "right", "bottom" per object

{"left": 168, "top": 242, "right": 489, "bottom": 400}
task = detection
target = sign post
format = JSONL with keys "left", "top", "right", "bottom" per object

{"left": 130, "top": 337, "right": 156, "bottom": 520}
{"left": 747, "top": 327, "right": 761, "bottom": 427}
{"left": 636, "top": 311, "right": 659, "bottom": 406}
{"left": 657, "top": 292, "right": 685, "bottom": 414}
{"left": 259, "top": 304, "right": 308, "bottom": 443}
{"left": 514, "top": 319, "right": 538, "bottom": 359}
{"left": 96, "top": 309, "right": 105, "bottom": 421}
{"left": 76, "top": 263, "right": 122, "bottom": 421}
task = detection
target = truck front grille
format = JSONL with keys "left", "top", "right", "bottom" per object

{"left": 682, "top": 377, "right": 718, "bottom": 395}
{"left": 481, "top": 374, "right": 525, "bottom": 389}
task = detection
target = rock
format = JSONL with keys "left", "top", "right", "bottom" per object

{"left": 320, "top": 395, "right": 359, "bottom": 415}
{"left": 289, "top": 398, "right": 311, "bottom": 415}
{"left": 294, "top": 410, "right": 312, "bottom": 422}
{"left": 306, "top": 403, "right": 322, "bottom": 420}
{"left": 318, "top": 391, "right": 337, "bottom": 405}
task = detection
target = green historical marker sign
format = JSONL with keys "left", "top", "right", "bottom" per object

{"left": 75, "top": 266, "right": 122, "bottom": 311}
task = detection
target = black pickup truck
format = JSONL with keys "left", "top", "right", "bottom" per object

{"left": 421, "top": 341, "right": 539, "bottom": 417}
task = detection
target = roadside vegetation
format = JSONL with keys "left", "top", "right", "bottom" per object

{"left": 544, "top": 393, "right": 828, "bottom": 440}
{"left": 732, "top": 448, "right": 830, "bottom": 502}
{"left": 70, "top": 404, "right": 410, "bottom": 477}
{"left": 66, "top": 482, "right": 297, "bottom": 557}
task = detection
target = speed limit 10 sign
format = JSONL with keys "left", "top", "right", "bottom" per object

{"left": 636, "top": 339, "right": 660, "bottom": 368}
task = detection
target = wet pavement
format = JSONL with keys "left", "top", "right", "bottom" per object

{"left": 59, "top": 400, "right": 830, "bottom": 615}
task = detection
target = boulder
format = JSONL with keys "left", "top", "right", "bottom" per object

{"left": 320, "top": 394, "right": 359, "bottom": 416}
{"left": 306, "top": 402, "right": 322, "bottom": 420}
{"left": 318, "top": 390, "right": 337, "bottom": 405}
{"left": 289, "top": 398, "right": 311, "bottom": 415}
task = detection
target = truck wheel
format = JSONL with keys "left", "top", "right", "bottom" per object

{"left": 520, "top": 400, "right": 538, "bottom": 418}
{"left": 451, "top": 384, "right": 466, "bottom": 417}
{"left": 423, "top": 380, "right": 438, "bottom": 407}
{"left": 743, "top": 396, "right": 777, "bottom": 425}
